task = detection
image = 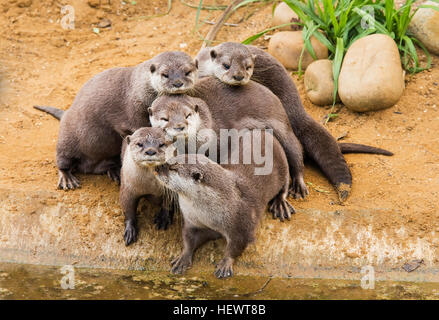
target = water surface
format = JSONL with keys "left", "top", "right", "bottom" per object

{"left": 1, "top": 262, "right": 438, "bottom": 300}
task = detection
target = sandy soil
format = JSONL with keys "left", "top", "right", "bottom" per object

{"left": 0, "top": 0, "right": 438, "bottom": 278}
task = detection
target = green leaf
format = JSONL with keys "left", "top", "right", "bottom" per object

{"left": 332, "top": 38, "right": 344, "bottom": 105}
{"left": 302, "top": 22, "right": 319, "bottom": 60}
{"left": 194, "top": 0, "right": 203, "bottom": 32}
{"left": 419, "top": 4, "right": 439, "bottom": 13}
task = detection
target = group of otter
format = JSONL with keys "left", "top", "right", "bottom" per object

{"left": 34, "top": 42, "right": 392, "bottom": 279}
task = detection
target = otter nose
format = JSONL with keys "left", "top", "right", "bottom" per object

{"left": 173, "top": 81, "right": 183, "bottom": 88}
{"left": 233, "top": 75, "right": 244, "bottom": 81}
{"left": 145, "top": 149, "right": 157, "bottom": 156}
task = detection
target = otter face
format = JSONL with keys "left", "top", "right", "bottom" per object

{"left": 149, "top": 96, "right": 201, "bottom": 140}
{"left": 155, "top": 155, "right": 210, "bottom": 195}
{"left": 208, "top": 43, "right": 255, "bottom": 86}
{"left": 149, "top": 51, "right": 198, "bottom": 94}
{"left": 126, "top": 127, "right": 173, "bottom": 168}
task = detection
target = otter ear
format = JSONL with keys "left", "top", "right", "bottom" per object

{"left": 194, "top": 59, "right": 199, "bottom": 69}
{"left": 148, "top": 107, "right": 152, "bottom": 116}
{"left": 194, "top": 104, "right": 199, "bottom": 113}
{"left": 126, "top": 135, "right": 131, "bottom": 145}
{"left": 192, "top": 171, "right": 203, "bottom": 182}
{"left": 150, "top": 64, "right": 156, "bottom": 73}
{"left": 210, "top": 50, "right": 217, "bottom": 60}
{"left": 252, "top": 54, "right": 257, "bottom": 61}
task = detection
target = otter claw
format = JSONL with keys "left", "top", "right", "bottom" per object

{"left": 170, "top": 254, "right": 192, "bottom": 275}
{"left": 290, "top": 177, "right": 309, "bottom": 199}
{"left": 154, "top": 209, "right": 174, "bottom": 230}
{"left": 107, "top": 168, "right": 121, "bottom": 185}
{"left": 124, "top": 220, "right": 137, "bottom": 246}
{"left": 269, "top": 196, "right": 295, "bottom": 222}
{"left": 58, "top": 170, "right": 80, "bottom": 190}
{"left": 214, "top": 258, "right": 234, "bottom": 279}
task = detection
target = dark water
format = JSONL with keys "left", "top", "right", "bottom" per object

{"left": 0, "top": 262, "right": 438, "bottom": 300}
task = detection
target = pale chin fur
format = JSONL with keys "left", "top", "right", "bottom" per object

{"left": 150, "top": 73, "right": 165, "bottom": 93}
{"left": 164, "top": 86, "right": 190, "bottom": 94}
{"left": 149, "top": 117, "right": 168, "bottom": 129}
{"left": 139, "top": 160, "right": 163, "bottom": 168}
{"left": 168, "top": 172, "right": 196, "bottom": 195}
{"left": 224, "top": 78, "right": 250, "bottom": 86}
{"left": 166, "top": 128, "right": 188, "bottom": 138}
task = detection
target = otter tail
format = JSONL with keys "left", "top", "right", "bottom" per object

{"left": 33, "top": 105, "right": 64, "bottom": 120}
{"left": 338, "top": 143, "right": 393, "bottom": 156}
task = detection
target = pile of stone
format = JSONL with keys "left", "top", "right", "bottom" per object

{"left": 269, "top": 1, "right": 439, "bottom": 112}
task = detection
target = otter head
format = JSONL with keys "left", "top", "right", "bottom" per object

{"left": 149, "top": 51, "right": 198, "bottom": 94}
{"left": 155, "top": 154, "right": 229, "bottom": 198}
{"left": 149, "top": 95, "right": 203, "bottom": 141}
{"left": 126, "top": 127, "right": 173, "bottom": 168}
{"left": 201, "top": 42, "right": 256, "bottom": 86}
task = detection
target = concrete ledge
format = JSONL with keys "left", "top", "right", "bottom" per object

{"left": 1, "top": 184, "right": 438, "bottom": 282}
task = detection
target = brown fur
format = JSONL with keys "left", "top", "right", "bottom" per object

{"left": 196, "top": 42, "right": 393, "bottom": 201}
{"left": 120, "top": 127, "right": 176, "bottom": 245}
{"left": 150, "top": 80, "right": 309, "bottom": 199}
{"left": 34, "top": 51, "right": 197, "bottom": 190}
{"left": 155, "top": 131, "right": 293, "bottom": 278}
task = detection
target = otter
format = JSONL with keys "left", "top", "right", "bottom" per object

{"left": 155, "top": 130, "right": 294, "bottom": 278}
{"left": 196, "top": 42, "right": 393, "bottom": 201}
{"left": 33, "top": 51, "right": 198, "bottom": 190}
{"left": 120, "top": 127, "right": 176, "bottom": 245}
{"left": 149, "top": 81, "right": 309, "bottom": 199}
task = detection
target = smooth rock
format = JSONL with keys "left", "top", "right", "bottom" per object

{"left": 304, "top": 59, "right": 339, "bottom": 106}
{"left": 338, "top": 34, "right": 405, "bottom": 112}
{"left": 268, "top": 31, "right": 328, "bottom": 70}
{"left": 409, "top": 1, "right": 439, "bottom": 55}
{"left": 272, "top": 2, "right": 301, "bottom": 31}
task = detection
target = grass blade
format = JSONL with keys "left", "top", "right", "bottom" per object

{"left": 241, "top": 22, "right": 303, "bottom": 44}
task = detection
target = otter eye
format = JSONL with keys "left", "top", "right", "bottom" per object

{"left": 161, "top": 117, "right": 168, "bottom": 122}
{"left": 223, "top": 63, "right": 230, "bottom": 70}
{"left": 246, "top": 66, "right": 252, "bottom": 70}
{"left": 185, "top": 113, "right": 192, "bottom": 119}
{"left": 136, "top": 143, "right": 143, "bottom": 148}
{"left": 162, "top": 73, "right": 169, "bottom": 78}
{"left": 185, "top": 71, "right": 191, "bottom": 76}
{"left": 159, "top": 143, "right": 165, "bottom": 148}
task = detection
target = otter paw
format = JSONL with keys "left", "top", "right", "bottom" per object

{"left": 290, "top": 176, "right": 309, "bottom": 199}
{"left": 153, "top": 209, "right": 174, "bottom": 230}
{"left": 336, "top": 183, "right": 351, "bottom": 202}
{"left": 124, "top": 220, "right": 137, "bottom": 246}
{"left": 214, "top": 258, "right": 234, "bottom": 279}
{"left": 171, "top": 254, "right": 192, "bottom": 275}
{"left": 107, "top": 168, "right": 121, "bottom": 185}
{"left": 269, "top": 197, "right": 295, "bottom": 222}
{"left": 58, "top": 170, "right": 80, "bottom": 190}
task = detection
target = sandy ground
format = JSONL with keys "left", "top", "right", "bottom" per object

{"left": 0, "top": 0, "right": 438, "bottom": 280}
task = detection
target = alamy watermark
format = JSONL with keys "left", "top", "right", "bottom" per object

{"left": 167, "top": 128, "right": 275, "bottom": 176}
{"left": 60, "top": 5, "right": 75, "bottom": 30}
{"left": 360, "top": 265, "right": 375, "bottom": 290}
{"left": 60, "top": 265, "right": 75, "bottom": 290}
{"left": 360, "top": 6, "right": 376, "bottom": 30}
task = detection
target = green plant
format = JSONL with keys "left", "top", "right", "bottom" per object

{"left": 243, "top": 0, "right": 439, "bottom": 110}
